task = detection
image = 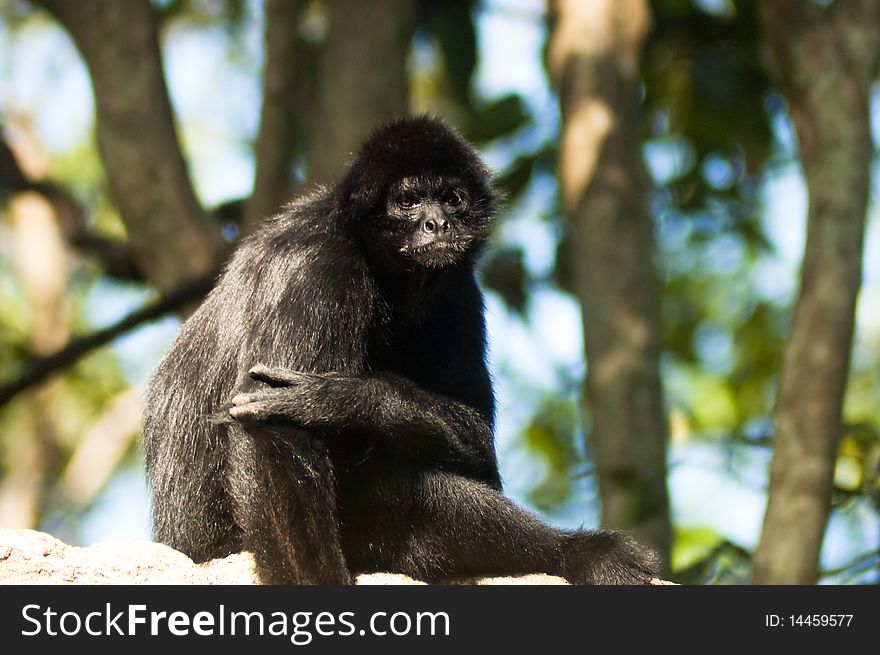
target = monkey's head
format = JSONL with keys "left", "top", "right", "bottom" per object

{"left": 337, "top": 116, "right": 497, "bottom": 271}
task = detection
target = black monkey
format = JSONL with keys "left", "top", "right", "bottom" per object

{"left": 142, "top": 116, "right": 658, "bottom": 584}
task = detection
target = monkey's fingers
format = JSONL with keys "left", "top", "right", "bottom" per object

{"left": 229, "top": 387, "right": 309, "bottom": 424}
{"left": 229, "top": 398, "right": 284, "bottom": 423}
{"left": 248, "top": 364, "right": 305, "bottom": 387}
{"left": 230, "top": 392, "right": 258, "bottom": 406}
{"left": 250, "top": 365, "right": 344, "bottom": 387}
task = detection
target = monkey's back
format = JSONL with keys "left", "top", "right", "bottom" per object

{"left": 142, "top": 189, "right": 377, "bottom": 560}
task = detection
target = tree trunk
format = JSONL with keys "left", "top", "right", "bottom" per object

{"left": 34, "top": 0, "right": 226, "bottom": 292}
{"left": 752, "top": 0, "right": 880, "bottom": 584}
{"left": 547, "top": 0, "right": 672, "bottom": 572}
{"left": 245, "top": 0, "right": 306, "bottom": 234}
{"left": 307, "top": 0, "right": 416, "bottom": 185}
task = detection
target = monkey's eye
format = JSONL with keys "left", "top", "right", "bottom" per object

{"left": 442, "top": 190, "right": 463, "bottom": 207}
{"left": 396, "top": 192, "right": 420, "bottom": 209}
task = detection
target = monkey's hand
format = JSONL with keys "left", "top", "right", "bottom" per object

{"left": 228, "top": 365, "right": 356, "bottom": 426}
{"left": 231, "top": 365, "right": 498, "bottom": 480}
{"left": 244, "top": 364, "right": 329, "bottom": 388}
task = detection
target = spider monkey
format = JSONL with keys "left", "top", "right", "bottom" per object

{"left": 142, "top": 116, "right": 658, "bottom": 585}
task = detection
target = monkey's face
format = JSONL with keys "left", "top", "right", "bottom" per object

{"left": 378, "top": 176, "right": 492, "bottom": 270}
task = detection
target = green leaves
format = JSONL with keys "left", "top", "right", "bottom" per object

{"left": 522, "top": 396, "right": 581, "bottom": 513}
{"left": 464, "top": 94, "right": 529, "bottom": 144}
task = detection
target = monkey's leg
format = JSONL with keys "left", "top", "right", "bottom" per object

{"left": 339, "top": 466, "right": 656, "bottom": 585}
{"left": 148, "top": 439, "right": 241, "bottom": 564}
{"left": 226, "top": 424, "right": 351, "bottom": 584}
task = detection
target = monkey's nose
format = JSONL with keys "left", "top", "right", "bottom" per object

{"left": 422, "top": 217, "right": 450, "bottom": 234}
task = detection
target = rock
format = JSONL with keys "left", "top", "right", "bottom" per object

{"left": 0, "top": 529, "right": 668, "bottom": 584}
{"left": 0, "top": 528, "right": 258, "bottom": 584}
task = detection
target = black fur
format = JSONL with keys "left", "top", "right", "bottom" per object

{"left": 142, "top": 116, "right": 658, "bottom": 584}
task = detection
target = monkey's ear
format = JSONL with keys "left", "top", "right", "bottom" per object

{"left": 343, "top": 177, "right": 382, "bottom": 216}
{"left": 335, "top": 161, "right": 387, "bottom": 219}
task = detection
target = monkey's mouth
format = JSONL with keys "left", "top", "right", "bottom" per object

{"left": 400, "top": 239, "right": 471, "bottom": 269}
{"left": 403, "top": 241, "right": 468, "bottom": 255}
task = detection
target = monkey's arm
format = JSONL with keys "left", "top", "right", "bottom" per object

{"left": 229, "top": 365, "right": 500, "bottom": 487}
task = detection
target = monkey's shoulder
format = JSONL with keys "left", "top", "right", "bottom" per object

{"left": 225, "top": 195, "right": 366, "bottom": 290}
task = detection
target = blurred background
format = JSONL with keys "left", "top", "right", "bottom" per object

{"left": 0, "top": 0, "right": 878, "bottom": 584}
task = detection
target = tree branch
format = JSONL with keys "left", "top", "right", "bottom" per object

{"left": 307, "top": 0, "right": 416, "bottom": 185}
{"left": 0, "top": 269, "right": 219, "bottom": 408}
{"left": 244, "top": 0, "right": 307, "bottom": 235}
{"left": 1, "top": 136, "right": 144, "bottom": 282}
{"left": 32, "top": 0, "right": 227, "bottom": 292}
